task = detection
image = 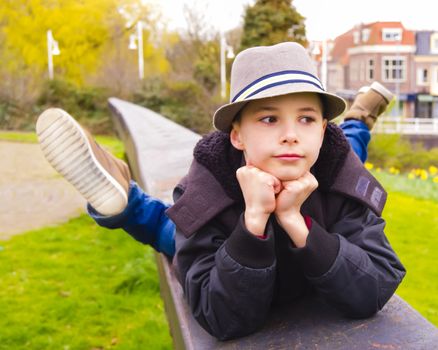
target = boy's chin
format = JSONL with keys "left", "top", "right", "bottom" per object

{"left": 273, "top": 170, "right": 308, "bottom": 182}
{"left": 277, "top": 175, "right": 302, "bottom": 182}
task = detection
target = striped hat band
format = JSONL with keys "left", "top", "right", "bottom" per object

{"left": 232, "top": 70, "right": 325, "bottom": 103}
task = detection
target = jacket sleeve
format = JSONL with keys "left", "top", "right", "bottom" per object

{"left": 87, "top": 181, "right": 175, "bottom": 257}
{"left": 291, "top": 199, "right": 406, "bottom": 318}
{"left": 175, "top": 213, "right": 277, "bottom": 340}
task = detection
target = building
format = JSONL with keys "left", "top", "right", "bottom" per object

{"left": 413, "top": 31, "right": 438, "bottom": 117}
{"left": 319, "top": 22, "right": 438, "bottom": 118}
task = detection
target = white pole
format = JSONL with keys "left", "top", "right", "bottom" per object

{"left": 321, "top": 39, "right": 328, "bottom": 90}
{"left": 137, "top": 22, "right": 144, "bottom": 80}
{"left": 47, "top": 30, "right": 54, "bottom": 80}
{"left": 395, "top": 39, "right": 401, "bottom": 117}
{"left": 220, "top": 32, "right": 226, "bottom": 99}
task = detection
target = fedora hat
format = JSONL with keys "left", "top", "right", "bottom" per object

{"left": 213, "top": 42, "right": 346, "bottom": 132}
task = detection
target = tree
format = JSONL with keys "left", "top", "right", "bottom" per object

{"left": 0, "top": 0, "right": 169, "bottom": 96}
{"left": 240, "top": 0, "right": 307, "bottom": 51}
{"left": 0, "top": 0, "right": 172, "bottom": 131}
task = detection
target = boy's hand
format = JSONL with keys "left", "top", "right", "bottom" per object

{"left": 236, "top": 165, "right": 281, "bottom": 236}
{"left": 275, "top": 171, "right": 318, "bottom": 247}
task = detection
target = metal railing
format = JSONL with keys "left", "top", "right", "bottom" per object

{"left": 374, "top": 117, "right": 438, "bottom": 135}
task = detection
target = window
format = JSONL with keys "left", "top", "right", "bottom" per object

{"left": 382, "top": 56, "right": 406, "bottom": 82}
{"left": 362, "top": 29, "right": 371, "bottom": 43}
{"left": 417, "top": 68, "right": 428, "bottom": 85}
{"left": 431, "top": 33, "right": 438, "bottom": 54}
{"left": 353, "top": 31, "right": 360, "bottom": 44}
{"left": 382, "top": 28, "right": 402, "bottom": 42}
{"left": 367, "top": 59, "right": 375, "bottom": 80}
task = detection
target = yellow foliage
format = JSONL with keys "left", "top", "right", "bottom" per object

{"left": 0, "top": 0, "right": 169, "bottom": 86}
{"left": 389, "top": 166, "right": 400, "bottom": 175}
{"left": 365, "top": 162, "right": 373, "bottom": 170}
{"left": 420, "top": 170, "right": 429, "bottom": 181}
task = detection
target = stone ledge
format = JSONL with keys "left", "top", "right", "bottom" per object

{"left": 108, "top": 97, "right": 438, "bottom": 349}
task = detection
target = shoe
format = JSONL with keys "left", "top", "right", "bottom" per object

{"left": 36, "top": 108, "right": 131, "bottom": 216}
{"left": 344, "top": 81, "right": 394, "bottom": 130}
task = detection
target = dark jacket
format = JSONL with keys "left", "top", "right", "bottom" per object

{"left": 166, "top": 124, "right": 406, "bottom": 341}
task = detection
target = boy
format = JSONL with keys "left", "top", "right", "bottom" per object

{"left": 36, "top": 42, "right": 403, "bottom": 340}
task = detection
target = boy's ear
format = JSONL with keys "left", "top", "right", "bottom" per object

{"left": 319, "top": 119, "right": 328, "bottom": 144}
{"left": 230, "top": 128, "right": 244, "bottom": 150}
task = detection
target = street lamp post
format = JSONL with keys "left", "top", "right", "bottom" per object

{"left": 321, "top": 39, "right": 328, "bottom": 90}
{"left": 395, "top": 34, "right": 402, "bottom": 117}
{"left": 220, "top": 32, "right": 235, "bottom": 99}
{"left": 47, "top": 30, "right": 60, "bottom": 80}
{"left": 309, "top": 41, "right": 327, "bottom": 90}
{"left": 129, "top": 22, "right": 144, "bottom": 80}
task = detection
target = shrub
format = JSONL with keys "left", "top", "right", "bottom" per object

{"left": 37, "top": 79, "right": 113, "bottom": 134}
{"left": 368, "top": 134, "right": 438, "bottom": 171}
{"left": 133, "top": 77, "right": 218, "bottom": 134}
{"left": 0, "top": 98, "right": 36, "bottom": 131}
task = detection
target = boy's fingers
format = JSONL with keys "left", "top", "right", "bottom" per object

{"left": 303, "top": 171, "right": 318, "bottom": 189}
{"left": 272, "top": 177, "right": 282, "bottom": 194}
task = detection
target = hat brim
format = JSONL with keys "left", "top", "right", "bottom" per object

{"left": 213, "top": 84, "right": 347, "bottom": 132}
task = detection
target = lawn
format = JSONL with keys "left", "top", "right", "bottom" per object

{"left": 0, "top": 131, "right": 172, "bottom": 349}
{"left": 0, "top": 216, "right": 172, "bottom": 350}
{"left": 0, "top": 130, "right": 125, "bottom": 160}
{"left": 373, "top": 171, "right": 438, "bottom": 325}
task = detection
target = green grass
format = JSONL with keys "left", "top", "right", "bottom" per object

{"left": 0, "top": 131, "right": 170, "bottom": 348}
{"left": 0, "top": 216, "right": 172, "bottom": 350}
{"left": 375, "top": 171, "right": 438, "bottom": 325}
{"left": 373, "top": 170, "right": 438, "bottom": 202}
{"left": 0, "top": 130, "right": 38, "bottom": 143}
{"left": 0, "top": 130, "right": 125, "bottom": 160}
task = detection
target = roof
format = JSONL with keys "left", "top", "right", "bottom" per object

{"left": 331, "top": 28, "right": 355, "bottom": 65}
{"left": 330, "top": 21, "right": 416, "bottom": 64}
{"left": 364, "top": 22, "right": 415, "bottom": 45}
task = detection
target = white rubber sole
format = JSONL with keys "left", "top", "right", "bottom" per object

{"left": 370, "top": 81, "right": 394, "bottom": 103}
{"left": 36, "top": 108, "right": 128, "bottom": 216}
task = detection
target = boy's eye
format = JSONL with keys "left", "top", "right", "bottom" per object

{"left": 300, "top": 116, "right": 316, "bottom": 124}
{"left": 259, "top": 116, "right": 277, "bottom": 124}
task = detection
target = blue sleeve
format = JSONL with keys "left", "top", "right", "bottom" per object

{"left": 88, "top": 181, "right": 175, "bottom": 257}
{"left": 340, "top": 119, "right": 370, "bottom": 163}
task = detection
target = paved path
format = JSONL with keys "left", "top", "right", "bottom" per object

{"left": 0, "top": 141, "right": 86, "bottom": 240}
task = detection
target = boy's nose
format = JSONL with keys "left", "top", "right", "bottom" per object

{"left": 280, "top": 122, "right": 298, "bottom": 144}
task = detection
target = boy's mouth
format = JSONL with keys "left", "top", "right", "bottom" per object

{"left": 274, "top": 153, "right": 304, "bottom": 160}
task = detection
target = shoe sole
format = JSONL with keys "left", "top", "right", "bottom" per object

{"left": 370, "top": 81, "right": 394, "bottom": 103}
{"left": 36, "top": 108, "right": 128, "bottom": 216}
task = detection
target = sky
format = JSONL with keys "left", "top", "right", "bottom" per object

{"left": 152, "top": 0, "right": 438, "bottom": 41}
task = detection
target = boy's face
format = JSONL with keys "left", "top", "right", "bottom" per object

{"left": 230, "top": 93, "right": 327, "bottom": 181}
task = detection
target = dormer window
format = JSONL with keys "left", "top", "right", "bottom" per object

{"left": 362, "top": 29, "right": 371, "bottom": 43}
{"left": 430, "top": 33, "right": 438, "bottom": 54}
{"left": 382, "top": 28, "right": 402, "bottom": 42}
{"left": 353, "top": 31, "right": 360, "bottom": 44}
